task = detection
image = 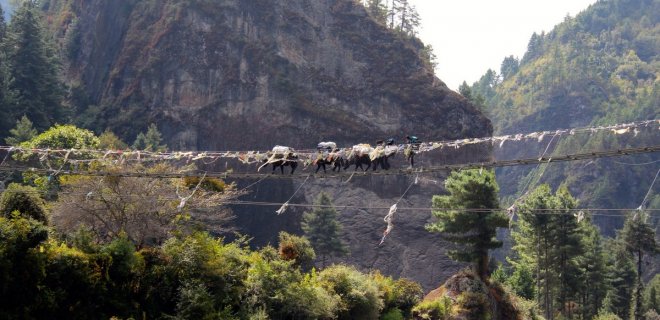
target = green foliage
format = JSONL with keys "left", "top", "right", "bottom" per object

{"left": 0, "top": 183, "right": 47, "bottom": 222}
{"left": 500, "top": 55, "right": 519, "bottom": 81}
{"left": 163, "top": 232, "right": 250, "bottom": 308}
{"left": 98, "top": 129, "right": 129, "bottom": 150}
{"left": 593, "top": 312, "right": 623, "bottom": 320}
{"left": 645, "top": 275, "right": 660, "bottom": 314}
{"left": 380, "top": 308, "right": 404, "bottom": 320}
{"left": 132, "top": 123, "right": 167, "bottom": 152}
{"left": 5, "top": 115, "right": 37, "bottom": 145}
{"left": 457, "top": 292, "right": 491, "bottom": 320}
{"left": 576, "top": 220, "right": 610, "bottom": 320}
{"left": 426, "top": 169, "right": 507, "bottom": 280}
{"left": 620, "top": 211, "right": 659, "bottom": 320}
{"left": 302, "top": 192, "right": 348, "bottom": 266}
{"left": 19, "top": 124, "right": 100, "bottom": 150}
{"left": 4, "top": 0, "right": 66, "bottom": 132}
{"left": 510, "top": 184, "right": 585, "bottom": 319}
{"left": 171, "top": 280, "right": 232, "bottom": 320}
{"left": 474, "top": 0, "right": 660, "bottom": 214}
{"left": 494, "top": 263, "right": 536, "bottom": 300}
{"left": 601, "top": 239, "right": 636, "bottom": 320}
{"left": 364, "top": 0, "right": 387, "bottom": 25}
{"left": 412, "top": 296, "right": 453, "bottom": 320}
{"left": 0, "top": 212, "right": 414, "bottom": 319}
{"left": 0, "top": 215, "right": 49, "bottom": 318}
{"left": 391, "top": 277, "right": 423, "bottom": 315}
{"left": 277, "top": 231, "right": 316, "bottom": 271}
{"left": 319, "top": 264, "right": 384, "bottom": 319}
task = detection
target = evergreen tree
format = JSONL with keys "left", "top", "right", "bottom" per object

{"left": 5, "top": 0, "right": 66, "bottom": 131}
{"left": 387, "top": 0, "right": 402, "bottom": 29}
{"left": 472, "top": 69, "right": 499, "bottom": 101}
{"left": 132, "top": 123, "right": 167, "bottom": 152}
{"left": 522, "top": 32, "right": 544, "bottom": 63}
{"left": 426, "top": 169, "right": 508, "bottom": 280}
{"left": 552, "top": 186, "right": 583, "bottom": 319}
{"left": 365, "top": 0, "right": 387, "bottom": 25}
{"left": 500, "top": 55, "right": 519, "bottom": 81}
{"left": 645, "top": 275, "right": 660, "bottom": 314}
{"left": 621, "top": 211, "right": 659, "bottom": 320}
{"left": 511, "top": 184, "right": 584, "bottom": 320}
{"left": 301, "top": 193, "right": 347, "bottom": 267}
{"left": 602, "top": 239, "right": 636, "bottom": 320}
{"left": 0, "top": 3, "right": 5, "bottom": 40}
{"left": 5, "top": 115, "right": 37, "bottom": 145}
{"left": 0, "top": 3, "right": 16, "bottom": 139}
{"left": 576, "top": 218, "right": 610, "bottom": 320}
{"left": 511, "top": 185, "right": 555, "bottom": 317}
{"left": 458, "top": 81, "right": 472, "bottom": 100}
{"left": 98, "top": 129, "right": 128, "bottom": 150}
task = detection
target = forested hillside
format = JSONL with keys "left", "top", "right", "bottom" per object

{"left": 466, "top": 0, "right": 659, "bottom": 231}
{"left": 0, "top": 0, "right": 659, "bottom": 319}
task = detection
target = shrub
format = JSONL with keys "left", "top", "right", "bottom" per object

{"left": 456, "top": 292, "right": 491, "bottom": 320}
{"left": 412, "top": 296, "right": 453, "bottom": 320}
{"left": 277, "top": 231, "right": 315, "bottom": 271}
{"left": 0, "top": 183, "right": 48, "bottom": 222}
{"left": 318, "top": 265, "right": 384, "bottom": 320}
{"left": 381, "top": 308, "right": 404, "bottom": 320}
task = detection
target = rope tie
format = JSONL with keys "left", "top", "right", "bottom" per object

{"left": 380, "top": 179, "right": 416, "bottom": 245}
{"left": 276, "top": 175, "right": 310, "bottom": 215}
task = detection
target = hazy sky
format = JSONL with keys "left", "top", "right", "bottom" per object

{"left": 410, "top": 0, "right": 598, "bottom": 90}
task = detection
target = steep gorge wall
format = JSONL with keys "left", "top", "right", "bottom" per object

{"left": 45, "top": 0, "right": 492, "bottom": 289}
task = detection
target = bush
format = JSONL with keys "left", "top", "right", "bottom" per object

{"left": 0, "top": 216, "right": 50, "bottom": 317}
{"left": 456, "top": 292, "right": 491, "bottom": 320}
{"left": 392, "top": 278, "right": 423, "bottom": 315}
{"left": 19, "top": 124, "right": 100, "bottom": 150}
{"left": 593, "top": 313, "right": 623, "bottom": 320}
{"left": 318, "top": 265, "right": 384, "bottom": 320}
{"left": 412, "top": 296, "right": 453, "bottom": 320}
{"left": 0, "top": 183, "right": 48, "bottom": 222}
{"left": 163, "top": 232, "right": 250, "bottom": 308}
{"left": 381, "top": 308, "right": 404, "bottom": 320}
{"left": 277, "top": 231, "right": 315, "bottom": 271}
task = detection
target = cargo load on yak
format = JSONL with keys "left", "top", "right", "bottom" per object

{"left": 370, "top": 145, "right": 398, "bottom": 161}
{"left": 347, "top": 143, "right": 374, "bottom": 159}
{"left": 272, "top": 145, "right": 294, "bottom": 155}
{"left": 258, "top": 146, "right": 298, "bottom": 173}
{"left": 317, "top": 142, "right": 337, "bottom": 151}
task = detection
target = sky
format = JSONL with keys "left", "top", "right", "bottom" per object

{"left": 411, "top": 0, "right": 598, "bottom": 90}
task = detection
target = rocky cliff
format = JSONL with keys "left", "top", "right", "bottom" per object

{"left": 44, "top": 0, "right": 492, "bottom": 289}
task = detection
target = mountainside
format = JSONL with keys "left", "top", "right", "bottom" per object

{"left": 470, "top": 0, "right": 659, "bottom": 234}
{"left": 42, "top": 0, "right": 492, "bottom": 289}
{"left": 45, "top": 0, "right": 490, "bottom": 149}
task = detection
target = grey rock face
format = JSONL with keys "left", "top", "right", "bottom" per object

{"left": 47, "top": 0, "right": 492, "bottom": 289}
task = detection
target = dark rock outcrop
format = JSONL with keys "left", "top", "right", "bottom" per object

{"left": 45, "top": 0, "right": 493, "bottom": 289}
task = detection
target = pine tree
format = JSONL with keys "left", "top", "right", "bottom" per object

{"left": 500, "top": 55, "right": 519, "bottom": 81}
{"left": 301, "top": 193, "right": 347, "bottom": 267}
{"left": 0, "top": 3, "right": 16, "bottom": 138}
{"left": 511, "top": 184, "right": 557, "bottom": 318}
{"left": 552, "top": 186, "right": 583, "bottom": 319}
{"left": 365, "top": 0, "right": 387, "bottom": 25}
{"left": 426, "top": 169, "right": 508, "bottom": 280}
{"left": 621, "top": 211, "right": 659, "bottom": 320}
{"left": 511, "top": 184, "right": 584, "bottom": 320}
{"left": 132, "top": 123, "right": 167, "bottom": 152}
{"left": 5, "top": 0, "right": 65, "bottom": 132}
{"left": 5, "top": 115, "right": 37, "bottom": 145}
{"left": 602, "top": 239, "right": 636, "bottom": 320}
{"left": 0, "top": 3, "right": 6, "bottom": 40}
{"left": 576, "top": 218, "right": 610, "bottom": 320}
